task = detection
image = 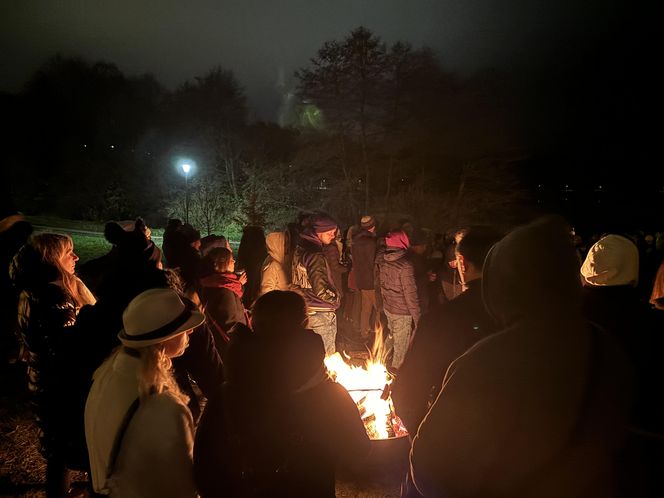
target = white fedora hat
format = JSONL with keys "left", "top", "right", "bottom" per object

{"left": 118, "top": 288, "right": 205, "bottom": 348}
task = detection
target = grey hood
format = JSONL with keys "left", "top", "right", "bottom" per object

{"left": 265, "top": 231, "right": 286, "bottom": 265}
{"left": 482, "top": 216, "right": 584, "bottom": 328}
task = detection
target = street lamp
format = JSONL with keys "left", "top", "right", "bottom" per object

{"left": 181, "top": 163, "right": 191, "bottom": 224}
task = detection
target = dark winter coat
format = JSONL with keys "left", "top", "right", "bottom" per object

{"left": 583, "top": 285, "right": 664, "bottom": 434}
{"left": 237, "top": 227, "right": 268, "bottom": 308}
{"left": 0, "top": 217, "right": 32, "bottom": 361}
{"left": 351, "top": 229, "right": 377, "bottom": 290}
{"left": 411, "top": 216, "right": 631, "bottom": 498}
{"left": 194, "top": 324, "right": 370, "bottom": 498}
{"left": 75, "top": 265, "right": 170, "bottom": 379}
{"left": 322, "top": 242, "right": 347, "bottom": 298}
{"left": 291, "top": 232, "right": 340, "bottom": 311}
{"left": 392, "top": 279, "right": 497, "bottom": 431}
{"left": 10, "top": 249, "right": 88, "bottom": 467}
{"left": 199, "top": 272, "right": 248, "bottom": 357}
{"left": 76, "top": 265, "right": 223, "bottom": 406}
{"left": 378, "top": 248, "right": 420, "bottom": 323}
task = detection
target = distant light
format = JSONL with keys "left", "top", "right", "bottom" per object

{"left": 110, "top": 145, "right": 115, "bottom": 149}
{"left": 83, "top": 144, "right": 87, "bottom": 148}
{"left": 182, "top": 163, "right": 191, "bottom": 174}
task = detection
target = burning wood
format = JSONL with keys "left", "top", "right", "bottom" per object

{"left": 324, "top": 324, "right": 408, "bottom": 440}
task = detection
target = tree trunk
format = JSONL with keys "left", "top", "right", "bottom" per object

{"left": 384, "top": 156, "right": 393, "bottom": 214}
{"left": 453, "top": 163, "right": 468, "bottom": 226}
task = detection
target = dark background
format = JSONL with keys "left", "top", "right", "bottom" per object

{"left": 1, "top": 0, "right": 660, "bottom": 234}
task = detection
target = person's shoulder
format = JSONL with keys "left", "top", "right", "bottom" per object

{"left": 137, "top": 391, "right": 193, "bottom": 435}
{"left": 141, "top": 391, "right": 190, "bottom": 420}
{"left": 38, "top": 282, "right": 70, "bottom": 303}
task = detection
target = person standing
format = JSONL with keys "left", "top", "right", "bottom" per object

{"left": 392, "top": 226, "right": 501, "bottom": 433}
{"left": 194, "top": 291, "right": 370, "bottom": 498}
{"left": 377, "top": 230, "right": 421, "bottom": 369}
{"left": 237, "top": 225, "right": 267, "bottom": 308}
{"left": 260, "top": 231, "right": 290, "bottom": 296}
{"left": 11, "top": 233, "right": 95, "bottom": 497}
{"left": 85, "top": 288, "right": 203, "bottom": 497}
{"left": 0, "top": 208, "right": 32, "bottom": 367}
{"left": 291, "top": 213, "right": 340, "bottom": 355}
{"left": 351, "top": 215, "right": 378, "bottom": 338}
{"left": 410, "top": 217, "right": 631, "bottom": 498}
{"left": 199, "top": 247, "right": 248, "bottom": 358}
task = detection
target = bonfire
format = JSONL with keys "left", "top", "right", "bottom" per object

{"left": 324, "top": 325, "right": 408, "bottom": 440}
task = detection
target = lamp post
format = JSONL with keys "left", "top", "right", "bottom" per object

{"left": 182, "top": 163, "right": 191, "bottom": 224}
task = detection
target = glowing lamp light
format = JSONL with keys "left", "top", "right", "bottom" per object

{"left": 175, "top": 158, "right": 196, "bottom": 224}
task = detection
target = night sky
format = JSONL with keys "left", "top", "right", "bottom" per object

{"left": 0, "top": 1, "right": 630, "bottom": 118}
{"left": 1, "top": 0, "right": 658, "bottom": 195}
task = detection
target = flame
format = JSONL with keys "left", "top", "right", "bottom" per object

{"left": 324, "top": 322, "right": 408, "bottom": 440}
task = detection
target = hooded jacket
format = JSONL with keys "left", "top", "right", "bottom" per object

{"left": 194, "top": 324, "right": 370, "bottom": 498}
{"left": 410, "top": 216, "right": 631, "bottom": 498}
{"left": 10, "top": 245, "right": 89, "bottom": 465}
{"left": 581, "top": 234, "right": 639, "bottom": 287}
{"left": 199, "top": 272, "right": 247, "bottom": 356}
{"left": 260, "top": 232, "right": 289, "bottom": 296}
{"left": 378, "top": 247, "right": 420, "bottom": 323}
{"left": 86, "top": 349, "right": 197, "bottom": 497}
{"left": 291, "top": 231, "right": 339, "bottom": 311}
{"left": 392, "top": 279, "right": 497, "bottom": 432}
{"left": 351, "top": 228, "right": 377, "bottom": 290}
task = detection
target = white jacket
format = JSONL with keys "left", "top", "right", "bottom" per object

{"left": 85, "top": 349, "right": 196, "bottom": 498}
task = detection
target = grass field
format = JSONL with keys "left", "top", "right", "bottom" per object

{"left": 25, "top": 216, "right": 241, "bottom": 263}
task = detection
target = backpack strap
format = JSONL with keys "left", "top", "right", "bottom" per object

{"left": 106, "top": 397, "right": 140, "bottom": 480}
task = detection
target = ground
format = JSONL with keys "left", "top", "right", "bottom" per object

{"left": 0, "top": 362, "right": 405, "bottom": 497}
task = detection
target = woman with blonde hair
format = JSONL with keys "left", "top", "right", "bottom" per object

{"left": 29, "top": 233, "right": 96, "bottom": 308}
{"left": 10, "top": 232, "right": 96, "bottom": 497}
{"left": 85, "top": 288, "right": 204, "bottom": 497}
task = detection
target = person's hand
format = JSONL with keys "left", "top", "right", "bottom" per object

{"left": 427, "top": 270, "right": 437, "bottom": 282}
{"left": 238, "top": 272, "right": 248, "bottom": 285}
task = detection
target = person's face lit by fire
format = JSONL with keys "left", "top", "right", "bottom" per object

{"left": 317, "top": 228, "right": 337, "bottom": 246}
{"left": 59, "top": 244, "right": 79, "bottom": 275}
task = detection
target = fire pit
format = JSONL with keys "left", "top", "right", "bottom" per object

{"left": 324, "top": 351, "right": 409, "bottom": 440}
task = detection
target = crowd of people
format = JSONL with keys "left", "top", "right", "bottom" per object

{"left": 1, "top": 205, "right": 663, "bottom": 497}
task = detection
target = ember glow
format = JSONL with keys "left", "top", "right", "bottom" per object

{"left": 324, "top": 325, "right": 408, "bottom": 440}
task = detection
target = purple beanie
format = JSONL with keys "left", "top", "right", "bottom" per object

{"left": 312, "top": 214, "right": 338, "bottom": 233}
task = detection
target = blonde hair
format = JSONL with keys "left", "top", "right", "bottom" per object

{"left": 137, "top": 344, "right": 189, "bottom": 405}
{"left": 30, "top": 233, "right": 95, "bottom": 307}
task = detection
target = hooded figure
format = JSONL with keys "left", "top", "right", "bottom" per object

{"left": 581, "top": 234, "right": 664, "bottom": 441}
{"left": 194, "top": 291, "right": 370, "bottom": 498}
{"left": 581, "top": 234, "right": 639, "bottom": 287}
{"left": 260, "top": 231, "right": 290, "bottom": 296}
{"left": 378, "top": 230, "right": 420, "bottom": 369}
{"left": 410, "top": 216, "right": 631, "bottom": 498}
{"left": 76, "top": 219, "right": 167, "bottom": 377}
{"left": 237, "top": 225, "right": 267, "bottom": 307}
{"left": 0, "top": 210, "right": 32, "bottom": 364}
